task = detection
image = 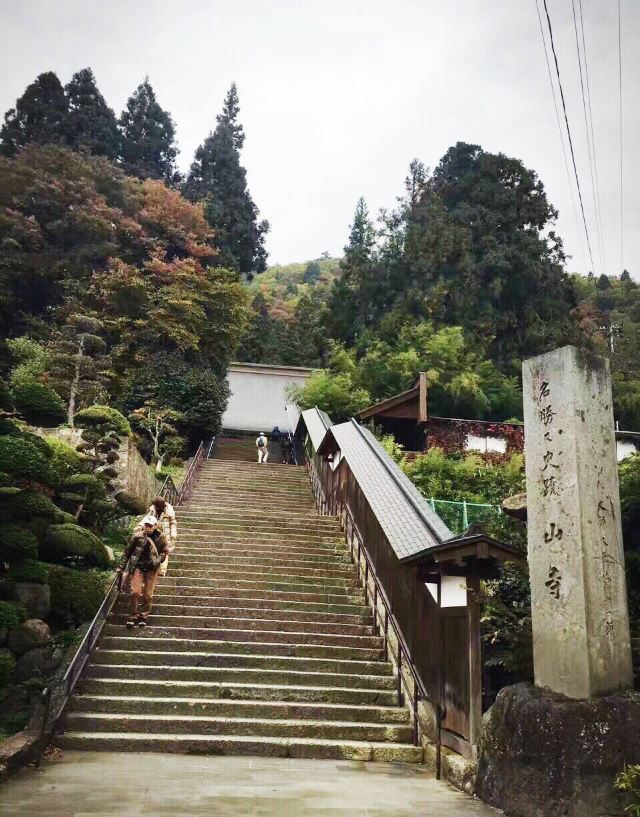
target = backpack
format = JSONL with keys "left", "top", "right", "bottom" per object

{"left": 257, "top": 437, "right": 266, "bottom": 448}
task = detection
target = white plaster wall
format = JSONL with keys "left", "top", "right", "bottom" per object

{"left": 222, "top": 366, "right": 311, "bottom": 433}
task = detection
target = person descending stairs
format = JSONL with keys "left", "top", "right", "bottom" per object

{"left": 57, "top": 457, "right": 423, "bottom": 761}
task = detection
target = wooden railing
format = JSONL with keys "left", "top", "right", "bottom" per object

{"left": 307, "top": 448, "right": 443, "bottom": 774}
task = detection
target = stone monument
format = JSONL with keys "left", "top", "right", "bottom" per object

{"left": 522, "top": 345, "right": 633, "bottom": 699}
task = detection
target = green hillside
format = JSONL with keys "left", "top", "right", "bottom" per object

{"left": 249, "top": 257, "right": 341, "bottom": 318}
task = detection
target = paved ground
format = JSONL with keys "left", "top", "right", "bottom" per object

{"left": 0, "top": 752, "right": 499, "bottom": 816}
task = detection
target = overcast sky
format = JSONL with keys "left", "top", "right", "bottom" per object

{"left": 0, "top": 0, "right": 637, "bottom": 277}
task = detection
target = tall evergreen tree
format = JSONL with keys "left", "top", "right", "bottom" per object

{"left": 65, "top": 68, "right": 119, "bottom": 159}
{"left": 0, "top": 72, "right": 68, "bottom": 157}
{"left": 119, "top": 79, "right": 178, "bottom": 183}
{"left": 185, "top": 83, "right": 268, "bottom": 277}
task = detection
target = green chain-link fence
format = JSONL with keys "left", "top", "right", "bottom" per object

{"left": 428, "top": 498, "right": 501, "bottom": 535}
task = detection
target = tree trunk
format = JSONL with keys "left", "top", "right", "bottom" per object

{"left": 68, "top": 334, "right": 85, "bottom": 427}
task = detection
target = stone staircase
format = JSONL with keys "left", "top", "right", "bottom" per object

{"left": 211, "top": 436, "right": 260, "bottom": 462}
{"left": 57, "top": 458, "right": 422, "bottom": 761}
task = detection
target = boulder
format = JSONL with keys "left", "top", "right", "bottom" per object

{"left": 7, "top": 619, "right": 51, "bottom": 656}
{"left": 13, "top": 646, "right": 54, "bottom": 683}
{"left": 477, "top": 682, "right": 640, "bottom": 817}
{"left": 501, "top": 492, "right": 527, "bottom": 521}
{"left": 14, "top": 583, "right": 51, "bottom": 620}
{"left": 104, "top": 545, "right": 115, "bottom": 564}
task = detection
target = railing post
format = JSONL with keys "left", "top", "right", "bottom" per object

{"left": 397, "top": 643, "right": 404, "bottom": 706}
{"left": 412, "top": 677, "right": 419, "bottom": 745}
{"left": 462, "top": 499, "right": 469, "bottom": 529}
{"left": 372, "top": 584, "right": 378, "bottom": 634}
{"left": 383, "top": 608, "right": 389, "bottom": 661}
{"left": 363, "top": 561, "right": 368, "bottom": 605}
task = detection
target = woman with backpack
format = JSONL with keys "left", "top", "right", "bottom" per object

{"left": 120, "top": 515, "right": 170, "bottom": 627}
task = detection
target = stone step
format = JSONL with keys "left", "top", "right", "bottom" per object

{"left": 178, "top": 518, "right": 339, "bottom": 535}
{"left": 78, "top": 676, "right": 400, "bottom": 706}
{"left": 56, "top": 731, "right": 423, "bottom": 762}
{"left": 87, "top": 663, "right": 395, "bottom": 689}
{"left": 152, "top": 585, "right": 365, "bottom": 606}
{"left": 203, "top": 459, "right": 307, "bottom": 473}
{"left": 63, "top": 712, "right": 412, "bottom": 743}
{"left": 168, "top": 557, "right": 355, "bottom": 580}
{"left": 159, "top": 568, "right": 357, "bottom": 589}
{"left": 111, "top": 612, "right": 370, "bottom": 636}
{"left": 104, "top": 619, "right": 379, "bottom": 648}
{"left": 100, "top": 635, "right": 382, "bottom": 662}
{"left": 158, "top": 575, "right": 360, "bottom": 596}
{"left": 174, "top": 545, "right": 352, "bottom": 563}
{"left": 91, "top": 649, "right": 392, "bottom": 676}
{"left": 179, "top": 522, "right": 340, "bottom": 539}
{"left": 69, "top": 694, "right": 409, "bottom": 724}
{"left": 122, "top": 601, "right": 371, "bottom": 625}
{"left": 177, "top": 531, "right": 344, "bottom": 548}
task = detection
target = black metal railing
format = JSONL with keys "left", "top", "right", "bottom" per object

{"left": 206, "top": 435, "right": 217, "bottom": 460}
{"left": 158, "top": 474, "right": 179, "bottom": 505}
{"left": 307, "top": 454, "right": 441, "bottom": 775}
{"left": 37, "top": 570, "right": 123, "bottom": 762}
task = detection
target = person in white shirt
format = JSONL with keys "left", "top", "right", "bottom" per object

{"left": 256, "top": 432, "right": 269, "bottom": 463}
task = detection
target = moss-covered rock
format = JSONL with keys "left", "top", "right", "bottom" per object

{"left": 75, "top": 405, "right": 131, "bottom": 436}
{"left": 44, "top": 523, "right": 110, "bottom": 568}
{"left": 0, "top": 601, "right": 27, "bottom": 630}
{"left": 7, "top": 618, "right": 51, "bottom": 655}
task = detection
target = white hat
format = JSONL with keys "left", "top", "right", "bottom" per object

{"left": 142, "top": 514, "right": 157, "bottom": 526}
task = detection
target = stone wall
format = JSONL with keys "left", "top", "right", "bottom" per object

{"left": 476, "top": 683, "right": 640, "bottom": 817}
{"left": 33, "top": 427, "right": 157, "bottom": 507}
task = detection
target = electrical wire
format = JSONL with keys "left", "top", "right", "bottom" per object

{"left": 572, "top": 0, "right": 605, "bottom": 276}
{"left": 541, "top": 0, "right": 596, "bottom": 274}
{"left": 534, "top": 0, "right": 588, "bottom": 271}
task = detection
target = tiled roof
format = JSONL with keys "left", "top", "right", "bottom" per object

{"left": 298, "top": 407, "right": 332, "bottom": 452}
{"left": 327, "top": 421, "right": 454, "bottom": 560}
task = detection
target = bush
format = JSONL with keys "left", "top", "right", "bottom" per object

{"left": 1, "top": 524, "right": 38, "bottom": 563}
{"left": 48, "top": 566, "right": 108, "bottom": 626}
{"left": 0, "top": 650, "right": 16, "bottom": 690}
{"left": 0, "top": 489, "right": 64, "bottom": 522}
{"left": 61, "top": 473, "right": 107, "bottom": 498}
{"left": 44, "top": 523, "right": 110, "bottom": 568}
{"left": 44, "top": 437, "right": 87, "bottom": 481}
{"left": 75, "top": 405, "right": 131, "bottom": 436}
{"left": 0, "top": 600, "right": 27, "bottom": 629}
{"left": 0, "top": 434, "right": 57, "bottom": 485}
{"left": 8, "top": 560, "right": 49, "bottom": 585}
{"left": 11, "top": 381, "right": 66, "bottom": 426}
{"left": 115, "top": 490, "right": 147, "bottom": 515}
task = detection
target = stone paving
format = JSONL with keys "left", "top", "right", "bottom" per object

{"left": 0, "top": 751, "right": 499, "bottom": 816}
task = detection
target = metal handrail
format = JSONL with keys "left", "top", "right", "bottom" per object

{"left": 175, "top": 440, "right": 205, "bottom": 505}
{"left": 159, "top": 474, "right": 179, "bottom": 505}
{"left": 36, "top": 569, "right": 123, "bottom": 763}
{"left": 307, "top": 456, "right": 442, "bottom": 776}
{"left": 207, "top": 435, "right": 217, "bottom": 459}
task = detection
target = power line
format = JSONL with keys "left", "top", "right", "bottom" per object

{"left": 541, "top": 0, "right": 596, "bottom": 274}
{"left": 618, "top": 0, "right": 624, "bottom": 274}
{"left": 572, "top": 0, "right": 605, "bottom": 276}
{"left": 534, "top": 0, "right": 588, "bottom": 271}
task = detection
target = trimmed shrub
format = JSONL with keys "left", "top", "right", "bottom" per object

{"left": 11, "top": 381, "right": 66, "bottom": 427}
{"left": 0, "top": 419, "right": 20, "bottom": 436}
{"left": 44, "top": 523, "right": 110, "bottom": 568}
{"left": 0, "top": 600, "right": 27, "bottom": 629}
{"left": 61, "top": 473, "right": 107, "bottom": 497}
{"left": 1, "top": 524, "right": 38, "bottom": 562}
{"left": 115, "top": 491, "right": 147, "bottom": 515}
{"left": 8, "top": 560, "right": 49, "bottom": 585}
{"left": 0, "top": 489, "right": 63, "bottom": 522}
{"left": 48, "top": 566, "right": 107, "bottom": 625}
{"left": 0, "top": 380, "right": 13, "bottom": 412}
{"left": 75, "top": 406, "right": 131, "bottom": 437}
{"left": 0, "top": 435, "right": 56, "bottom": 486}
{"left": 45, "top": 437, "right": 87, "bottom": 481}
{"left": 0, "top": 650, "right": 16, "bottom": 689}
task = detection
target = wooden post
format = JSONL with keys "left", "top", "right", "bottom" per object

{"left": 467, "top": 576, "right": 482, "bottom": 758}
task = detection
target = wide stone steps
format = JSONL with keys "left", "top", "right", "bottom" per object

{"left": 63, "top": 712, "right": 412, "bottom": 743}
{"left": 57, "top": 732, "right": 423, "bottom": 762}
{"left": 59, "top": 456, "right": 420, "bottom": 763}
{"left": 69, "top": 694, "right": 408, "bottom": 724}
{"left": 100, "top": 635, "right": 381, "bottom": 661}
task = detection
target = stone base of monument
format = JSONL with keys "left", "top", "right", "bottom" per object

{"left": 476, "top": 683, "right": 640, "bottom": 817}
